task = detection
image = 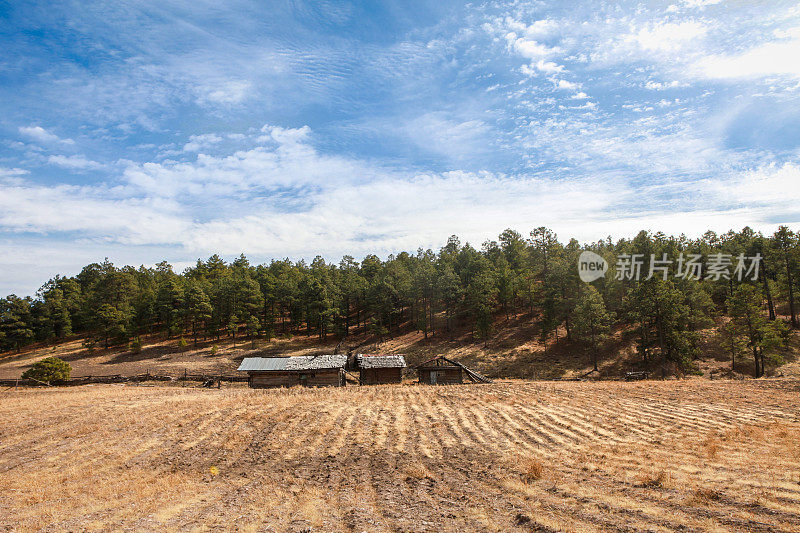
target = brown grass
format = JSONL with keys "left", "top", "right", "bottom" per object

{"left": 519, "top": 456, "right": 545, "bottom": 482}
{"left": 2, "top": 379, "right": 800, "bottom": 531}
{"left": 635, "top": 469, "right": 671, "bottom": 488}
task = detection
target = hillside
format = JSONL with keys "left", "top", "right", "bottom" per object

{"left": 2, "top": 311, "right": 799, "bottom": 381}
{"left": 2, "top": 380, "right": 800, "bottom": 531}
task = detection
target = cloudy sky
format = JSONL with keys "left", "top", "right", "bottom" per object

{"left": 1, "top": 0, "right": 800, "bottom": 295}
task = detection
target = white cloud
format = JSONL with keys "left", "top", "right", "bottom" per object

{"left": 196, "top": 80, "right": 252, "bottom": 106}
{"left": 521, "top": 59, "right": 565, "bottom": 76}
{"left": 681, "top": 0, "right": 723, "bottom": 9}
{"left": 523, "top": 19, "right": 559, "bottom": 38}
{"left": 626, "top": 21, "right": 707, "bottom": 52}
{"left": 696, "top": 29, "right": 800, "bottom": 79}
{"left": 262, "top": 125, "right": 312, "bottom": 145}
{"left": 46, "top": 154, "right": 104, "bottom": 170}
{"left": 3, "top": 125, "right": 798, "bottom": 260}
{"left": 183, "top": 134, "right": 223, "bottom": 152}
{"left": 0, "top": 167, "right": 29, "bottom": 183}
{"left": 402, "top": 114, "right": 492, "bottom": 163}
{"left": 555, "top": 79, "right": 580, "bottom": 90}
{"left": 644, "top": 80, "right": 684, "bottom": 90}
{"left": 18, "top": 126, "right": 74, "bottom": 145}
{"left": 0, "top": 181, "right": 188, "bottom": 244}
{"left": 704, "top": 162, "right": 800, "bottom": 208}
{"left": 122, "top": 125, "right": 384, "bottom": 198}
{"left": 507, "top": 33, "right": 562, "bottom": 60}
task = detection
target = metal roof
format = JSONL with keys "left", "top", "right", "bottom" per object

{"left": 238, "top": 357, "right": 288, "bottom": 371}
{"left": 356, "top": 354, "right": 407, "bottom": 369}
{"left": 238, "top": 355, "right": 347, "bottom": 372}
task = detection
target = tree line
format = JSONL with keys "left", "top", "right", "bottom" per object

{"left": 1, "top": 226, "right": 798, "bottom": 376}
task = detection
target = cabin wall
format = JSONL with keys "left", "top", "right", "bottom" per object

{"left": 360, "top": 367, "right": 402, "bottom": 385}
{"left": 305, "top": 369, "right": 344, "bottom": 387}
{"left": 249, "top": 371, "right": 298, "bottom": 388}
{"left": 248, "top": 369, "right": 344, "bottom": 388}
{"left": 417, "top": 367, "right": 463, "bottom": 385}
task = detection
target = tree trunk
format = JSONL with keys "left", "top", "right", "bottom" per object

{"left": 787, "top": 258, "right": 798, "bottom": 327}
{"left": 752, "top": 346, "right": 760, "bottom": 378}
{"left": 429, "top": 298, "right": 434, "bottom": 337}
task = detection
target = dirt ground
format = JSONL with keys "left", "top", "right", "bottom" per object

{"left": 1, "top": 379, "right": 799, "bottom": 531}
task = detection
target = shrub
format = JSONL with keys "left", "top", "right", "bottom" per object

{"left": 520, "top": 457, "right": 544, "bottom": 482}
{"left": 403, "top": 464, "right": 433, "bottom": 481}
{"left": 210, "top": 345, "right": 218, "bottom": 355}
{"left": 22, "top": 357, "right": 71, "bottom": 382}
{"left": 178, "top": 337, "right": 188, "bottom": 349}
{"left": 129, "top": 337, "right": 143, "bottom": 353}
{"left": 688, "top": 487, "right": 722, "bottom": 504}
{"left": 635, "top": 469, "right": 670, "bottom": 488}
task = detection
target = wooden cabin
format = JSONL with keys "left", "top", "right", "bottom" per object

{"left": 356, "top": 354, "right": 406, "bottom": 385}
{"left": 416, "top": 356, "right": 493, "bottom": 385}
{"left": 238, "top": 355, "right": 347, "bottom": 388}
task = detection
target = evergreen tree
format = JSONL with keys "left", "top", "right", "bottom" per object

{"left": 185, "top": 283, "right": 212, "bottom": 346}
{"left": 573, "top": 286, "right": 612, "bottom": 372}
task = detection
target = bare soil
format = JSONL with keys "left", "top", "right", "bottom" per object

{"left": 1, "top": 379, "right": 799, "bottom": 531}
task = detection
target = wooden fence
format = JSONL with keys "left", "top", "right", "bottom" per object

{"left": 0, "top": 371, "right": 248, "bottom": 388}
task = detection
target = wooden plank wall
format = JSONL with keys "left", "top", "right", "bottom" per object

{"left": 360, "top": 368, "right": 402, "bottom": 385}
{"left": 417, "top": 367, "right": 463, "bottom": 385}
{"left": 248, "top": 370, "right": 344, "bottom": 388}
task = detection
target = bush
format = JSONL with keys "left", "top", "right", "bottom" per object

{"left": 129, "top": 337, "right": 143, "bottom": 353}
{"left": 22, "top": 357, "right": 71, "bottom": 382}
{"left": 210, "top": 345, "right": 218, "bottom": 355}
{"left": 178, "top": 337, "right": 188, "bottom": 349}
{"left": 520, "top": 457, "right": 544, "bottom": 482}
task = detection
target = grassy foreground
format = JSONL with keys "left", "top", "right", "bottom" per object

{"left": 1, "top": 380, "right": 800, "bottom": 531}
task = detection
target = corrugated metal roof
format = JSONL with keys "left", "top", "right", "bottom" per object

{"left": 238, "top": 357, "right": 287, "bottom": 371}
{"left": 238, "top": 355, "right": 347, "bottom": 372}
{"left": 356, "top": 354, "right": 407, "bottom": 369}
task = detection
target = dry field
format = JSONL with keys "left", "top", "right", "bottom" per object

{"left": 1, "top": 380, "right": 800, "bottom": 532}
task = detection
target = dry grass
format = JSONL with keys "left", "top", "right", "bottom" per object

{"left": 635, "top": 469, "right": 671, "bottom": 488}
{"left": 403, "top": 463, "right": 435, "bottom": 481}
{"left": 519, "top": 456, "right": 545, "bottom": 482}
{"left": 1, "top": 379, "right": 800, "bottom": 531}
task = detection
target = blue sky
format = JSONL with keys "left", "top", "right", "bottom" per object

{"left": 1, "top": 0, "right": 800, "bottom": 295}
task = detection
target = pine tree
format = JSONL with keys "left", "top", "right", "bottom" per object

{"left": 185, "top": 283, "right": 212, "bottom": 347}
{"left": 573, "top": 285, "right": 612, "bottom": 372}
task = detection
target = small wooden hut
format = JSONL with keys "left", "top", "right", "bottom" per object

{"left": 356, "top": 354, "right": 406, "bottom": 385}
{"left": 416, "top": 356, "right": 492, "bottom": 385}
{"left": 238, "top": 355, "right": 347, "bottom": 388}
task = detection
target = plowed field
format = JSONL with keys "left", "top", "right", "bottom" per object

{"left": 1, "top": 380, "right": 799, "bottom": 531}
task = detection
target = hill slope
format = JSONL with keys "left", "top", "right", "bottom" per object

{"left": 2, "top": 312, "right": 800, "bottom": 381}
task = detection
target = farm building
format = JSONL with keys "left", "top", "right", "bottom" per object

{"left": 238, "top": 355, "right": 347, "bottom": 388}
{"left": 356, "top": 354, "right": 406, "bottom": 385}
{"left": 416, "top": 356, "right": 492, "bottom": 385}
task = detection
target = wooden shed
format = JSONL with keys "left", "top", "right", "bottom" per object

{"left": 238, "top": 355, "right": 347, "bottom": 388}
{"left": 416, "top": 356, "right": 493, "bottom": 385}
{"left": 356, "top": 354, "right": 406, "bottom": 385}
